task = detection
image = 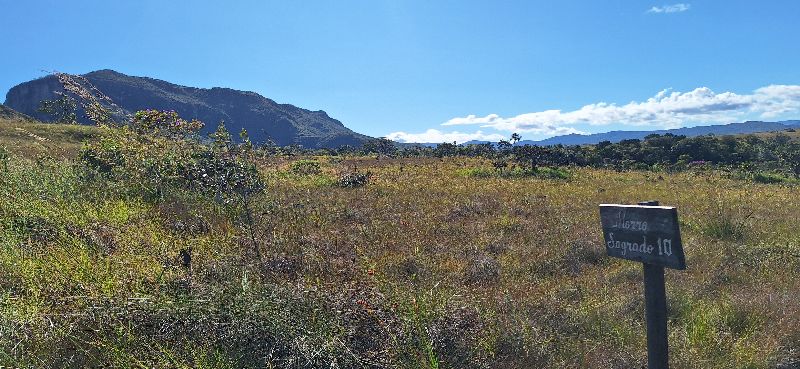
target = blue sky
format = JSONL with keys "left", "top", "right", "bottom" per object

{"left": 2, "top": 0, "right": 799, "bottom": 142}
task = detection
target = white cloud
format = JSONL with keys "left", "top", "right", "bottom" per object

{"left": 752, "top": 85, "right": 800, "bottom": 117}
{"left": 385, "top": 129, "right": 507, "bottom": 144}
{"left": 442, "top": 85, "right": 800, "bottom": 134}
{"left": 648, "top": 3, "right": 691, "bottom": 13}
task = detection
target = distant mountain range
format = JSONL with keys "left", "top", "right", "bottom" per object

{"left": 463, "top": 120, "right": 800, "bottom": 147}
{"left": 4, "top": 70, "right": 371, "bottom": 148}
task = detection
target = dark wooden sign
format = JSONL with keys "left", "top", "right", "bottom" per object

{"left": 599, "top": 204, "right": 686, "bottom": 270}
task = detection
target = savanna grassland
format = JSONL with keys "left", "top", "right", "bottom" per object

{"left": 1, "top": 119, "right": 799, "bottom": 368}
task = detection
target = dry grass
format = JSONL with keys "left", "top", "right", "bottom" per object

{"left": 0, "top": 118, "right": 102, "bottom": 159}
{"left": 0, "top": 134, "right": 798, "bottom": 367}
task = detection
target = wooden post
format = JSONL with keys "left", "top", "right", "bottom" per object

{"left": 600, "top": 200, "right": 686, "bottom": 369}
{"left": 639, "top": 200, "right": 669, "bottom": 369}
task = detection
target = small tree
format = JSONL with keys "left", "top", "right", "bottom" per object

{"left": 362, "top": 137, "right": 397, "bottom": 157}
{"left": 497, "top": 139, "right": 512, "bottom": 153}
{"left": 49, "top": 71, "right": 128, "bottom": 126}
{"left": 434, "top": 142, "right": 460, "bottom": 157}
{"left": 513, "top": 145, "right": 550, "bottom": 172}
{"left": 130, "top": 109, "right": 204, "bottom": 138}
{"left": 779, "top": 142, "right": 800, "bottom": 178}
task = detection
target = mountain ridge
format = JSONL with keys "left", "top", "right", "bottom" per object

{"left": 4, "top": 70, "right": 371, "bottom": 148}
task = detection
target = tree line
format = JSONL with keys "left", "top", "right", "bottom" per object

{"left": 344, "top": 132, "right": 800, "bottom": 177}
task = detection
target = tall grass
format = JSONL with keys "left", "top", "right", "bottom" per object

{"left": 0, "top": 127, "right": 798, "bottom": 368}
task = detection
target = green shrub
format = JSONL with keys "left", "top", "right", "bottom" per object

{"left": 80, "top": 135, "right": 125, "bottom": 175}
{"left": 753, "top": 172, "right": 787, "bottom": 184}
{"left": 79, "top": 116, "right": 263, "bottom": 205}
{"left": 290, "top": 159, "right": 322, "bottom": 175}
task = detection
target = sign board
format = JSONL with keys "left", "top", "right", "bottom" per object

{"left": 599, "top": 204, "right": 686, "bottom": 270}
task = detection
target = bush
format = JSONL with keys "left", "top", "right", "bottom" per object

{"left": 753, "top": 172, "right": 788, "bottom": 184}
{"left": 79, "top": 115, "right": 263, "bottom": 204}
{"left": 338, "top": 172, "right": 370, "bottom": 188}
{"left": 464, "top": 252, "right": 500, "bottom": 285}
{"left": 290, "top": 159, "right": 322, "bottom": 175}
{"left": 0, "top": 146, "right": 8, "bottom": 171}
{"left": 80, "top": 135, "right": 125, "bottom": 175}
{"left": 703, "top": 202, "right": 752, "bottom": 241}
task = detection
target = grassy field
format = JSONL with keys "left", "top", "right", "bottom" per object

{"left": 0, "top": 120, "right": 799, "bottom": 368}
{"left": 0, "top": 118, "right": 102, "bottom": 159}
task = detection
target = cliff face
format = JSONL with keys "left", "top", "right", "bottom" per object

{"left": 4, "top": 70, "right": 370, "bottom": 148}
{"left": 4, "top": 77, "right": 62, "bottom": 121}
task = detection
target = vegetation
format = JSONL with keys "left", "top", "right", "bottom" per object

{"left": 1, "top": 113, "right": 799, "bottom": 368}
{"left": 290, "top": 159, "right": 323, "bottom": 175}
{"left": 2, "top": 77, "right": 798, "bottom": 367}
{"left": 37, "top": 94, "right": 78, "bottom": 124}
{"left": 356, "top": 132, "right": 800, "bottom": 182}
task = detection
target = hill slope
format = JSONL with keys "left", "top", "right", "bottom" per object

{"left": 4, "top": 70, "right": 370, "bottom": 148}
{"left": 0, "top": 117, "right": 102, "bottom": 158}
{"left": 0, "top": 104, "right": 32, "bottom": 121}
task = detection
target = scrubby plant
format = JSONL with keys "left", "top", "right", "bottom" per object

{"left": 0, "top": 146, "right": 8, "bottom": 172}
{"left": 48, "top": 71, "right": 129, "bottom": 126}
{"left": 491, "top": 158, "right": 508, "bottom": 173}
{"left": 338, "top": 171, "right": 370, "bottom": 188}
{"left": 752, "top": 172, "right": 788, "bottom": 184}
{"left": 78, "top": 113, "right": 265, "bottom": 257}
{"left": 703, "top": 200, "right": 753, "bottom": 241}
{"left": 464, "top": 252, "right": 501, "bottom": 285}
{"left": 290, "top": 159, "right": 322, "bottom": 175}
{"left": 129, "top": 109, "right": 204, "bottom": 138}
{"left": 79, "top": 134, "right": 126, "bottom": 175}
{"left": 362, "top": 137, "right": 398, "bottom": 157}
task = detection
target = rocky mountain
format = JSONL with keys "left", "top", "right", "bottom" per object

{"left": 0, "top": 104, "right": 32, "bottom": 121}
{"left": 464, "top": 120, "right": 800, "bottom": 146}
{"left": 4, "top": 70, "right": 370, "bottom": 148}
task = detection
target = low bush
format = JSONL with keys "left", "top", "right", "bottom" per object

{"left": 0, "top": 146, "right": 8, "bottom": 171}
{"left": 703, "top": 202, "right": 752, "bottom": 241}
{"left": 338, "top": 172, "right": 370, "bottom": 188}
{"left": 753, "top": 172, "right": 788, "bottom": 184}
{"left": 290, "top": 159, "right": 322, "bottom": 175}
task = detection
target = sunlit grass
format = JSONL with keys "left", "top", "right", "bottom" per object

{"left": 0, "top": 138, "right": 798, "bottom": 367}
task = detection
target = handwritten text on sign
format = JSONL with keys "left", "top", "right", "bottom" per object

{"left": 599, "top": 204, "right": 686, "bottom": 270}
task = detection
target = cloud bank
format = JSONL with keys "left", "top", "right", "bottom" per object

{"left": 440, "top": 85, "right": 800, "bottom": 134}
{"left": 386, "top": 85, "right": 800, "bottom": 143}
{"left": 385, "top": 129, "right": 506, "bottom": 144}
{"left": 647, "top": 3, "right": 691, "bottom": 13}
